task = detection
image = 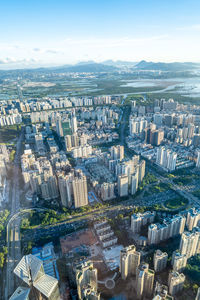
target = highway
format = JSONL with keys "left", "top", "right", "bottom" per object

{"left": 5, "top": 129, "right": 24, "bottom": 300}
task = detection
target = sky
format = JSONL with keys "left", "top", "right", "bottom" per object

{"left": 1, "top": 0, "right": 200, "bottom": 69}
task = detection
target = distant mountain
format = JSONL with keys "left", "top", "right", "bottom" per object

{"left": 53, "top": 62, "right": 118, "bottom": 73}
{"left": 102, "top": 60, "right": 137, "bottom": 67}
{"left": 135, "top": 60, "right": 200, "bottom": 71}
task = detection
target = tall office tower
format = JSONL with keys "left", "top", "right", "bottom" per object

{"left": 118, "top": 175, "right": 128, "bottom": 197}
{"left": 156, "top": 146, "right": 165, "bottom": 166}
{"left": 136, "top": 263, "right": 155, "bottom": 299}
{"left": 65, "top": 135, "right": 72, "bottom": 151}
{"left": 164, "top": 114, "right": 174, "bottom": 127}
{"left": 138, "top": 160, "right": 145, "bottom": 183}
{"left": 196, "top": 151, "right": 200, "bottom": 168}
{"left": 101, "top": 182, "right": 115, "bottom": 201}
{"left": 154, "top": 129, "right": 164, "bottom": 146}
{"left": 196, "top": 288, "right": 200, "bottom": 300}
{"left": 186, "top": 208, "right": 200, "bottom": 230}
{"left": 168, "top": 271, "right": 185, "bottom": 297}
{"left": 76, "top": 260, "right": 98, "bottom": 300}
{"left": 153, "top": 250, "right": 168, "bottom": 273}
{"left": 71, "top": 133, "right": 79, "bottom": 148}
{"left": 167, "top": 151, "right": 177, "bottom": 172}
{"left": 72, "top": 169, "right": 88, "bottom": 208}
{"left": 131, "top": 211, "right": 155, "bottom": 233}
{"left": 35, "top": 134, "right": 45, "bottom": 153}
{"left": 71, "top": 110, "right": 78, "bottom": 133}
{"left": 153, "top": 282, "right": 173, "bottom": 300}
{"left": 48, "top": 175, "right": 59, "bottom": 199}
{"left": 79, "top": 134, "right": 87, "bottom": 146}
{"left": 57, "top": 173, "right": 72, "bottom": 207}
{"left": 188, "top": 123, "right": 195, "bottom": 138}
{"left": 182, "top": 127, "right": 189, "bottom": 140}
{"left": 156, "top": 147, "right": 177, "bottom": 172}
{"left": 110, "top": 145, "right": 124, "bottom": 161}
{"left": 120, "top": 245, "right": 141, "bottom": 280}
{"left": 131, "top": 170, "right": 139, "bottom": 195}
{"left": 148, "top": 224, "right": 160, "bottom": 245}
{"left": 172, "top": 250, "right": 187, "bottom": 272}
{"left": 153, "top": 113, "right": 163, "bottom": 126}
{"left": 13, "top": 255, "right": 60, "bottom": 300}
{"left": 179, "top": 230, "right": 200, "bottom": 258}
{"left": 56, "top": 115, "right": 64, "bottom": 137}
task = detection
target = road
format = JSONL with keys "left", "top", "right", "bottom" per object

{"left": 5, "top": 129, "right": 24, "bottom": 300}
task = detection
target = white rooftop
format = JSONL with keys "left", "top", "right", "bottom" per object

{"left": 33, "top": 274, "right": 58, "bottom": 298}
{"left": 13, "top": 254, "right": 43, "bottom": 285}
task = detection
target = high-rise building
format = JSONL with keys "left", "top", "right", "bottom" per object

{"left": 156, "top": 147, "right": 177, "bottom": 172}
{"left": 131, "top": 211, "right": 155, "bottom": 233}
{"left": 110, "top": 145, "right": 124, "bottom": 161}
{"left": 120, "top": 245, "right": 141, "bottom": 279}
{"left": 153, "top": 282, "right": 173, "bottom": 300}
{"left": 168, "top": 271, "right": 185, "bottom": 297}
{"left": 65, "top": 135, "right": 72, "bottom": 151}
{"left": 148, "top": 215, "right": 186, "bottom": 245}
{"left": 101, "top": 182, "right": 115, "bottom": 201}
{"left": 186, "top": 208, "right": 200, "bottom": 230}
{"left": 131, "top": 170, "right": 139, "bottom": 195}
{"left": 13, "top": 255, "right": 60, "bottom": 300}
{"left": 72, "top": 169, "right": 88, "bottom": 208}
{"left": 118, "top": 175, "right": 128, "bottom": 197}
{"left": 196, "top": 151, "right": 200, "bottom": 168}
{"left": 179, "top": 230, "right": 200, "bottom": 258}
{"left": 57, "top": 173, "right": 72, "bottom": 207}
{"left": 138, "top": 160, "right": 145, "bottom": 183}
{"left": 172, "top": 250, "right": 187, "bottom": 272}
{"left": 136, "top": 263, "right": 154, "bottom": 299}
{"left": 76, "top": 260, "right": 99, "bottom": 300}
{"left": 56, "top": 115, "right": 64, "bottom": 137}
{"left": 71, "top": 110, "right": 78, "bottom": 133}
{"left": 153, "top": 250, "right": 168, "bottom": 273}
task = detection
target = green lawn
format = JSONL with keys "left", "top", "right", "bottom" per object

{"left": 165, "top": 197, "right": 188, "bottom": 209}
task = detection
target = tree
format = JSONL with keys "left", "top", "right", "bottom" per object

{"left": 0, "top": 253, "right": 4, "bottom": 268}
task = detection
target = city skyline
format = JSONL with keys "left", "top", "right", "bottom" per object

{"left": 1, "top": 0, "right": 200, "bottom": 69}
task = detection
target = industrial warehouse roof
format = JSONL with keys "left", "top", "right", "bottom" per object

{"left": 9, "top": 287, "right": 30, "bottom": 300}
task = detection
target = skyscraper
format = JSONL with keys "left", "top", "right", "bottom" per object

{"left": 56, "top": 115, "right": 64, "bottom": 137}
{"left": 13, "top": 254, "right": 60, "bottom": 300}
{"left": 120, "top": 245, "right": 141, "bottom": 280}
{"left": 153, "top": 250, "right": 168, "bottom": 273}
{"left": 118, "top": 174, "right": 128, "bottom": 197}
{"left": 72, "top": 169, "right": 88, "bottom": 208}
{"left": 110, "top": 145, "right": 124, "bottom": 161}
{"left": 57, "top": 173, "right": 72, "bottom": 207}
{"left": 179, "top": 230, "right": 200, "bottom": 258}
{"left": 168, "top": 271, "right": 185, "bottom": 297}
{"left": 71, "top": 109, "right": 78, "bottom": 133}
{"left": 131, "top": 170, "right": 139, "bottom": 195}
{"left": 172, "top": 250, "right": 187, "bottom": 272}
{"left": 136, "top": 263, "right": 154, "bottom": 299}
{"left": 76, "top": 260, "right": 99, "bottom": 300}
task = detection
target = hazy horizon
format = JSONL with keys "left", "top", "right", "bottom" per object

{"left": 1, "top": 0, "right": 200, "bottom": 69}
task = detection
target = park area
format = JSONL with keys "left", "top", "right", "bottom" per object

{"left": 164, "top": 197, "right": 188, "bottom": 210}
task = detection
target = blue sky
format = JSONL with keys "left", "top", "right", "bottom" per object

{"left": 0, "top": 0, "right": 200, "bottom": 68}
